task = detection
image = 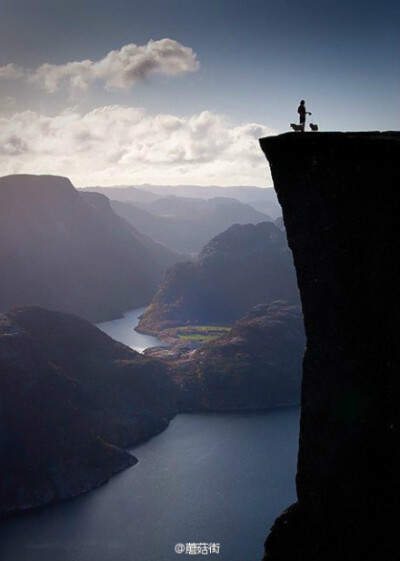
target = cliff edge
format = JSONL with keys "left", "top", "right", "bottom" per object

{"left": 259, "top": 132, "right": 400, "bottom": 560}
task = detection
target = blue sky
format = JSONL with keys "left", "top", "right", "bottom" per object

{"left": 0, "top": 0, "right": 398, "bottom": 187}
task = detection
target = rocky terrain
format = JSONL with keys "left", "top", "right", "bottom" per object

{"left": 0, "top": 175, "right": 180, "bottom": 322}
{"left": 259, "top": 132, "right": 400, "bottom": 560}
{"left": 0, "top": 306, "right": 178, "bottom": 515}
{"left": 138, "top": 221, "right": 300, "bottom": 333}
{"left": 146, "top": 301, "right": 305, "bottom": 411}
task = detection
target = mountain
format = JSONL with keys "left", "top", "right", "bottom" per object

{"left": 0, "top": 175, "right": 180, "bottom": 322}
{"left": 137, "top": 221, "right": 300, "bottom": 333}
{"left": 146, "top": 302, "right": 305, "bottom": 411}
{"left": 0, "top": 313, "right": 133, "bottom": 515}
{"left": 81, "top": 184, "right": 282, "bottom": 218}
{"left": 259, "top": 132, "right": 400, "bottom": 560}
{"left": 1, "top": 306, "right": 178, "bottom": 514}
{"left": 111, "top": 196, "right": 272, "bottom": 252}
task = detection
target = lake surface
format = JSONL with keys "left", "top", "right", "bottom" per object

{"left": 96, "top": 307, "right": 166, "bottom": 352}
{"left": 0, "top": 410, "right": 299, "bottom": 561}
{"left": 0, "top": 309, "right": 300, "bottom": 561}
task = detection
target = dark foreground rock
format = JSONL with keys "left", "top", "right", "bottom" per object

{"left": 0, "top": 307, "right": 178, "bottom": 515}
{"left": 259, "top": 132, "right": 400, "bottom": 560}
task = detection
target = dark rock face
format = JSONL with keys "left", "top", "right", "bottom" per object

{"left": 0, "top": 175, "right": 178, "bottom": 322}
{"left": 138, "top": 222, "right": 300, "bottom": 333}
{"left": 8, "top": 306, "right": 178, "bottom": 449}
{"left": 0, "top": 307, "right": 178, "bottom": 515}
{"left": 160, "top": 301, "right": 305, "bottom": 411}
{"left": 0, "top": 313, "right": 134, "bottom": 515}
{"left": 259, "top": 132, "right": 400, "bottom": 560}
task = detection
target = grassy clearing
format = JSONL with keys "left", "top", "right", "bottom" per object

{"left": 174, "top": 325, "right": 231, "bottom": 343}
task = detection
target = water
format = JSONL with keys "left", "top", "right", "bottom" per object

{"left": 0, "top": 309, "right": 300, "bottom": 561}
{"left": 0, "top": 410, "right": 299, "bottom": 561}
{"left": 96, "top": 307, "right": 166, "bottom": 352}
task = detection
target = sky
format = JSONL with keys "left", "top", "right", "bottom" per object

{"left": 0, "top": 0, "right": 398, "bottom": 187}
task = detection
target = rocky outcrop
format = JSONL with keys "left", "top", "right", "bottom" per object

{"left": 259, "top": 132, "right": 400, "bottom": 560}
{"left": 138, "top": 222, "right": 300, "bottom": 333}
{"left": 0, "top": 175, "right": 179, "bottom": 322}
{"left": 0, "top": 314, "right": 134, "bottom": 515}
{"left": 147, "top": 301, "right": 305, "bottom": 411}
{"left": 0, "top": 307, "right": 178, "bottom": 515}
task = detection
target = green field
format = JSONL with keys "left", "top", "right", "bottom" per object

{"left": 170, "top": 325, "right": 231, "bottom": 343}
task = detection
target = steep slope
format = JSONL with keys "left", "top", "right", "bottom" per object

{"left": 0, "top": 313, "right": 135, "bottom": 515}
{"left": 1, "top": 306, "right": 178, "bottom": 515}
{"left": 138, "top": 221, "right": 299, "bottom": 332}
{"left": 0, "top": 175, "right": 178, "bottom": 322}
{"left": 8, "top": 306, "right": 178, "bottom": 449}
{"left": 111, "top": 196, "right": 271, "bottom": 252}
{"left": 259, "top": 132, "right": 400, "bottom": 561}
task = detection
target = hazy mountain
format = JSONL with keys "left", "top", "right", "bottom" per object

{"left": 1, "top": 306, "right": 178, "bottom": 514}
{"left": 111, "top": 196, "right": 272, "bottom": 252}
{"left": 81, "top": 184, "right": 282, "bottom": 218}
{"left": 0, "top": 175, "right": 181, "bottom": 322}
{"left": 137, "top": 221, "right": 300, "bottom": 333}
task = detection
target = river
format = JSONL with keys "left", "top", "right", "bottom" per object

{"left": 0, "top": 308, "right": 300, "bottom": 561}
{"left": 96, "top": 307, "right": 166, "bottom": 352}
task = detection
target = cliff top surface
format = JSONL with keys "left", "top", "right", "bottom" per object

{"left": 261, "top": 131, "right": 400, "bottom": 143}
{"left": 260, "top": 131, "right": 400, "bottom": 155}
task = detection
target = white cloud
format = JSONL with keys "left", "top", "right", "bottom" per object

{"left": 0, "top": 39, "right": 198, "bottom": 93}
{"left": 0, "top": 106, "right": 275, "bottom": 185}
{"left": 0, "top": 63, "right": 24, "bottom": 79}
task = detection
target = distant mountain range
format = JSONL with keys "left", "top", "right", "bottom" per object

{"left": 0, "top": 175, "right": 182, "bottom": 322}
{"left": 111, "top": 196, "right": 272, "bottom": 253}
{"left": 81, "top": 184, "right": 281, "bottom": 218}
{"left": 137, "top": 221, "right": 300, "bottom": 333}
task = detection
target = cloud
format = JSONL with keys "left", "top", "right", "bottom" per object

{"left": 0, "top": 106, "right": 275, "bottom": 185}
{"left": 0, "top": 39, "right": 198, "bottom": 93}
{"left": 0, "top": 63, "right": 24, "bottom": 79}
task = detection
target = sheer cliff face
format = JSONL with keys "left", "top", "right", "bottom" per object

{"left": 259, "top": 132, "right": 400, "bottom": 560}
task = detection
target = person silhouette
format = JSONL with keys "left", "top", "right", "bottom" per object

{"left": 297, "top": 100, "right": 311, "bottom": 132}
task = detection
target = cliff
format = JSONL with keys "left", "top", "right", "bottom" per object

{"left": 0, "top": 175, "right": 179, "bottom": 322}
{"left": 259, "top": 132, "right": 400, "bottom": 560}
{"left": 138, "top": 222, "right": 299, "bottom": 333}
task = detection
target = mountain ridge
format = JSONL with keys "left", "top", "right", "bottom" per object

{"left": 0, "top": 174, "right": 180, "bottom": 322}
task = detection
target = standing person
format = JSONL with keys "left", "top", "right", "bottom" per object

{"left": 297, "top": 100, "right": 311, "bottom": 131}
